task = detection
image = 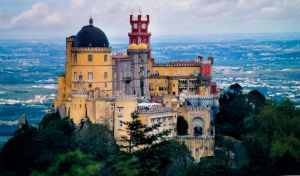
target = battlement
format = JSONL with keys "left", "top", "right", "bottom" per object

{"left": 187, "top": 94, "right": 219, "bottom": 100}
{"left": 130, "top": 14, "right": 150, "bottom": 23}
{"left": 153, "top": 62, "right": 201, "bottom": 67}
{"left": 185, "top": 106, "right": 211, "bottom": 112}
{"left": 72, "top": 92, "right": 88, "bottom": 98}
{"left": 71, "top": 47, "right": 111, "bottom": 53}
{"left": 66, "top": 36, "right": 75, "bottom": 42}
{"left": 137, "top": 103, "right": 174, "bottom": 114}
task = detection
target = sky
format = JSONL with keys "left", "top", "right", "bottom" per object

{"left": 0, "top": 0, "right": 300, "bottom": 40}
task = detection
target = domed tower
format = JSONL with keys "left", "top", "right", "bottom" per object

{"left": 55, "top": 17, "right": 113, "bottom": 123}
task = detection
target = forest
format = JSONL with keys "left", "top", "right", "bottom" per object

{"left": 1, "top": 83, "right": 299, "bottom": 176}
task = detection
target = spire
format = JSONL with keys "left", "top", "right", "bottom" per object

{"left": 89, "top": 16, "right": 93, "bottom": 25}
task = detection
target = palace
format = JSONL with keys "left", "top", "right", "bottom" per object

{"left": 54, "top": 15, "right": 219, "bottom": 161}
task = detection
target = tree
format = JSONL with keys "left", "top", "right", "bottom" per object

{"left": 248, "top": 90, "right": 266, "bottom": 113}
{"left": 229, "top": 83, "right": 243, "bottom": 94}
{"left": 32, "top": 150, "right": 101, "bottom": 176}
{"left": 99, "top": 154, "right": 140, "bottom": 176}
{"left": 120, "top": 111, "right": 171, "bottom": 153}
{"left": 74, "top": 120, "right": 119, "bottom": 160}
{"left": 177, "top": 116, "right": 188, "bottom": 135}
{"left": 185, "top": 156, "right": 230, "bottom": 176}
{"left": 215, "top": 86, "right": 266, "bottom": 139}
{"left": 135, "top": 139, "right": 194, "bottom": 176}
{"left": 0, "top": 112, "right": 76, "bottom": 176}
{"left": 242, "top": 99, "right": 300, "bottom": 175}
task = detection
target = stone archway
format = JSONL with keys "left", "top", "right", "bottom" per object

{"left": 191, "top": 117, "right": 204, "bottom": 136}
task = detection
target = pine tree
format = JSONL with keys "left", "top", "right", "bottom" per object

{"left": 120, "top": 111, "right": 171, "bottom": 153}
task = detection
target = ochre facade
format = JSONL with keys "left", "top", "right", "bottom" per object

{"left": 54, "top": 15, "right": 219, "bottom": 162}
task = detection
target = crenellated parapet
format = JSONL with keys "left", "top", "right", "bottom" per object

{"left": 71, "top": 47, "right": 112, "bottom": 53}
{"left": 137, "top": 107, "right": 174, "bottom": 114}
{"left": 185, "top": 106, "right": 211, "bottom": 112}
{"left": 187, "top": 94, "right": 219, "bottom": 100}
{"left": 71, "top": 92, "right": 88, "bottom": 99}
{"left": 66, "top": 36, "right": 75, "bottom": 42}
{"left": 137, "top": 102, "right": 174, "bottom": 114}
{"left": 153, "top": 62, "right": 201, "bottom": 67}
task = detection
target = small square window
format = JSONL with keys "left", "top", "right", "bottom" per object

{"left": 119, "top": 120, "right": 123, "bottom": 128}
{"left": 88, "top": 83, "right": 92, "bottom": 88}
{"left": 104, "top": 55, "right": 108, "bottom": 62}
{"left": 117, "top": 107, "right": 123, "bottom": 115}
{"left": 88, "top": 55, "right": 93, "bottom": 62}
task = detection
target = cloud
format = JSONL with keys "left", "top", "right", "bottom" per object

{"left": 8, "top": 3, "right": 49, "bottom": 29}
{"left": 0, "top": 0, "right": 300, "bottom": 39}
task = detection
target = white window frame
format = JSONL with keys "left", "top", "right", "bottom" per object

{"left": 117, "top": 107, "right": 123, "bottom": 115}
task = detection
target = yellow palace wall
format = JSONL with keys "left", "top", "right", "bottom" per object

{"left": 70, "top": 48, "right": 113, "bottom": 96}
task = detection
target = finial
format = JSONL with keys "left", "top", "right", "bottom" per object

{"left": 89, "top": 16, "right": 93, "bottom": 25}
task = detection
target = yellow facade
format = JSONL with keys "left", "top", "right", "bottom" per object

{"left": 147, "top": 63, "right": 211, "bottom": 96}
{"left": 113, "top": 97, "right": 137, "bottom": 140}
{"left": 71, "top": 48, "right": 113, "bottom": 96}
{"left": 151, "top": 65, "right": 200, "bottom": 77}
{"left": 178, "top": 137, "right": 215, "bottom": 162}
{"left": 178, "top": 106, "right": 211, "bottom": 136}
{"left": 69, "top": 97, "right": 88, "bottom": 124}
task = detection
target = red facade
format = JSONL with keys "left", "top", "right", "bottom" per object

{"left": 128, "top": 15, "right": 151, "bottom": 48}
{"left": 201, "top": 63, "right": 211, "bottom": 77}
{"left": 211, "top": 82, "right": 217, "bottom": 93}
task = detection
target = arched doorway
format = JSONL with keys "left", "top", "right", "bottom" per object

{"left": 192, "top": 117, "right": 204, "bottom": 136}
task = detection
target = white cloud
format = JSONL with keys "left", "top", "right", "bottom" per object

{"left": 8, "top": 3, "right": 49, "bottom": 28}
{"left": 1, "top": 0, "right": 300, "bottom": 39}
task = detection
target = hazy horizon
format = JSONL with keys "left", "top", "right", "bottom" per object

{"left": 1, "top": 32, "right": 300, "bottom": 43}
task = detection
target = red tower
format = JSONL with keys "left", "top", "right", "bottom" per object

{"left": 128, "top": 15, "right": 151, "bottom": 48}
